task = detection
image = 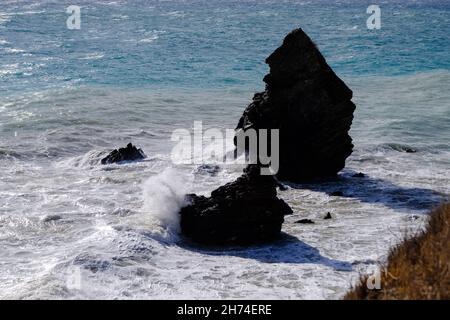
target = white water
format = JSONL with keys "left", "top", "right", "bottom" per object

{"left": 142, "top": 168, "right": 191, "bottom": 236}
{"left": 0, "top": 71, "right": 449, "bottom": 299}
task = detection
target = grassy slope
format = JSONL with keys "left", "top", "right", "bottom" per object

{"left": 345, "top": 203, "right": 450, "bottom": 300}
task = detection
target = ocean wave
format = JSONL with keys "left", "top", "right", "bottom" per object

{"left": 64, "top": 149, "right": 109, "bottom": 168}
{"left": 111, "top": 14, "right": 129, "bottom": 20}
{"left": 138, "top": 36, "right": 159, "bottom": 43}
{"left": 79, "top": 53, "right": 105, "bottom": 60}
{"left": 350, "top": 69, "right": 450, "bottom": 90}
{"left": 142, "top": 168, "right": 192, "bottom": 239}
{"left": 0, "top": 13, "right": 11, "bottom": 25}
{"left": 0, "top": 148, "right": 22, "bottom": 160}
{"left": 161, "top": 11, "right": 186, "bottom": 18}
{"left": 4, "top": 47, "right": 25, "bottom": 54}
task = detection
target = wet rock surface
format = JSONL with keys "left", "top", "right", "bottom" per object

{"left": 179, "top": 166, "right": 292, "bottom": 245}
{"left": 236, "top": 28, "right": 355, "bottom": 181}
{"left": 101, "top": 143, "right": 146, "bottom": 165}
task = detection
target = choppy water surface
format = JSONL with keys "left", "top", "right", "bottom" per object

{"left": 0, "top": 0, "right": 449, "bottom": 299}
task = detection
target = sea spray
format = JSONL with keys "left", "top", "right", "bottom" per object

{"left": 142, "top": 168, "right": 192, "bottom": 237}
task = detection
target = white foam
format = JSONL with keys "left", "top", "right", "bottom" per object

{"left": 79, "top": 53, "right": 105, "bottom": 60}
{"left": 58, "top": 150, "right": 101, "bottom": 168}
{"left": 142, "top": 168, "right": 192, "bottom": 235}
{"left": 138, "top": 36, "right": 158, "bottom": 43}
{"left": 1, "top": 71, "right": 449, "bottom": 299}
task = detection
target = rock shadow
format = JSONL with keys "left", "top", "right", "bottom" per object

{"left": 179, "top": 233, "right": 352, "bottom": 272}
{"left": 282, "top": 169, "right": 447, "bottom": 212}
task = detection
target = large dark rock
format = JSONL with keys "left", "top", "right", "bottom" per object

{"left": 101, "top": 143, "right": 146, "bottom": 165}
{"left": 179, "top": 165, "right": 292, "bottom": 245}
{"left": 236, "top": 28, "right": 355, "bottom": 181}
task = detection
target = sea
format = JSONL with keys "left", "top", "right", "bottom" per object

{"left": 0, "top": 0, "right": 449, "bottom": 299}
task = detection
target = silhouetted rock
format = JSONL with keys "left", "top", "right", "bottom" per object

{"left": 324, "top": 212, "right": 332, "bottom": 220}
{"left": 295, "top": 219, "right": 315, "bottom": 224}
{"left": 331, "top": 191, "right": 344, "bottom": 196}
{"left": 352, "top": 172, "right": 365, "bottom": 178}
{"left": 101, "top": 143, "right": 146, "bottom": 165}
{"left": 179, "top": 165, "right": 293, "bottom": 245}
{"left": 235, "top": 28, "right": 355, "bottom": 181}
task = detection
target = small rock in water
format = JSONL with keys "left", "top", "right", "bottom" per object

{"left": 101, "top": 143, "right": 146, "bottom": 165}
{"left": 42, "top": 215, "right": 62, "bottom": 222}
{"left": 324, "top": 212, "right": 332, "bottom": 219}
{"left": 179, "top": 165, "right": 293, "bottom": 245}
{"left": 352, "top": 172, "right": 365, "bottom": 178}
{"left": 194, "top": 164, "right": 221, "bottom": 176}
{"left": 330, "top": 190, "right": 344, "bottom": 196}
{"left": 295, "top": 219, "right": 315, "bottom": 224}
{"left": 276, "top": 180, "right": 288, "bottom": 191}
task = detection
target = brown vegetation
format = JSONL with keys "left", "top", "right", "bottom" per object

{"left": 345, "top": 203, "right": 450, "bottom": 300}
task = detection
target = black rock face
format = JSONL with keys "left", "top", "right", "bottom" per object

{"left": 179, "top": 165, "right": 293, "bottom": 245}
{"left": 236, "top": 28, "right": 355, "bottom": 181}
{"left": 101, "top": 143, "right": 146, "bottom": 165}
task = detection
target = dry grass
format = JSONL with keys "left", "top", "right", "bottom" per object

{"left": 344, "top": 203, "right": 450, "bottom": 300}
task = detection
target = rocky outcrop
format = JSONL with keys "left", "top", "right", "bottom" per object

{"left": 236, "top": 28, "right": 355, "bottom": 181}
{"left": 178, "top": 28, "right": 357, "bottom": 245}
{"left": 179, "top": 165, "right": 292, "bottom": 245}
{"left": 101, "top": 143, "right": 146, "bottom": 164}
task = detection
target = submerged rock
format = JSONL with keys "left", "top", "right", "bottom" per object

{"left": 194, "top": 164, "right": 221, "bottom": 176}
{"left": 352, "top": 172, "right": 366, "bottom": 178}
{"left": 179, "top": 165, "right": 293, "bottom": 245}
{"left": 295, "top": 219, "right": 315, "bottom": 224}
{"left": 236, "top": 28, "right": 355, "bottom": 181}
{"left": 101, "top": 143, "right": 146, "bottom": 165}
{"left": 385, "top": 143, "right": 417, "bottom": 153}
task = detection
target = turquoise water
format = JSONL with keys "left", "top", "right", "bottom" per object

{"left": 0, "top": 1, "right": 449, "bottom": 299}
{"left": 1, "top": 0, "right": 449, "bottom": 94}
